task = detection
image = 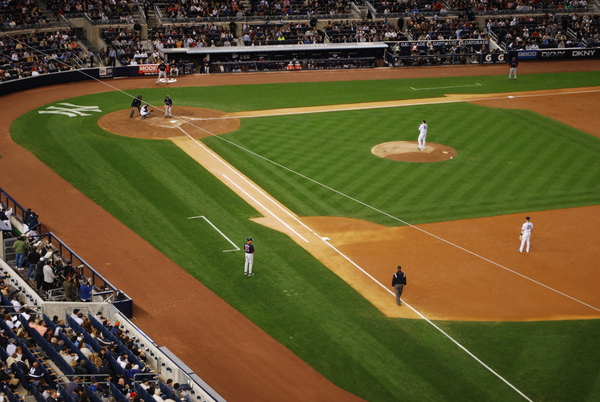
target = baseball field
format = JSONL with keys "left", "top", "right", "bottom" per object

{"left": 2, "top": 61, "right": 600, "bottom": 401}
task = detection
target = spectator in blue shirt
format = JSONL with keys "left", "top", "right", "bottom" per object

{"left": 80, "top": 280, "right": 93, "bottom": 302}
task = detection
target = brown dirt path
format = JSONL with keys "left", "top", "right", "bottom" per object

{"left": 1, "top": 60, "right": 599, "bottom": 401}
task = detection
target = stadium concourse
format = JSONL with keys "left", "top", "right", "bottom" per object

{"left": 1, "top": 60, "right": 599, "bottom": 401}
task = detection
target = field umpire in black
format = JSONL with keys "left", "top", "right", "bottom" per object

{"left": 391, "top": 266, "right": 407, "bottom": 306}
{"left": 130, "top": 95, "right": 142, "bottom": 117}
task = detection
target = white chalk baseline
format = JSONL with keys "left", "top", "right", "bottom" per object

{"left": 187, "top": 215, "right": 240, "bottom": 252}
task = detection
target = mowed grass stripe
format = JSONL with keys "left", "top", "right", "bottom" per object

{"left": 529, "top": 136, "right": 576, "bottom": 196}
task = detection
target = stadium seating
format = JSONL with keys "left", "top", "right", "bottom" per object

{"left": 486, "top": 13, "right": 599, "bottom": 49}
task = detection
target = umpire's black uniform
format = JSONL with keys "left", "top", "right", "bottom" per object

{"left": 130, "top": 95, "right": 142, "bottom": 117}
{"left": 391, "top": 266, "right": 407, "bottom": 306}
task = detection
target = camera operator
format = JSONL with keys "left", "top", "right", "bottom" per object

{"left": 59, "top": 261, "right": 75, "bottom": 278}
{"left": 42, "top": 259, "right": 57, "bottom": 293}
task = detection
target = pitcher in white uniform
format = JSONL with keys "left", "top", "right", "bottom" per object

{"left": 418, "top": 120, "right": 428, "bottom": 150}
{"left": 518, "top": 216, "right": 533, "bottom": 252}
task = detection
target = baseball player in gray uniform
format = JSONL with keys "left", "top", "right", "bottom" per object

{"left": 156, "top": 60, "right": 168, "bottom": 84}
{"left": 508, "top": 58, "right": 519, "bottom": 80}
{"left": 518, "top": 216, "right": 533, "bottom": 252}
{"left": 244, "top": 237, "right": 255, "bottom": 276}
{"left": 164, "top": 95, "right": 173, "bottom": 118}
{"left": 418, "top": 120, "right": 428, "bottom": 150}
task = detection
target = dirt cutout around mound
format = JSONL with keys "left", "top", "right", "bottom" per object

{"left": 372, "top": 141, "right": 457, "bottom": 162}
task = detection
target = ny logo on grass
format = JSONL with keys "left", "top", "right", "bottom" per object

{"left": 38, "top": 103, "right": 102, "bottom": 117}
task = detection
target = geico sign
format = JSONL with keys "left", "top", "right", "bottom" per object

{"left": 572, "top": 50, "right": 596, "bottom": 57}
{"left": 518, "top": 51, "right": 537, "bottom": 57}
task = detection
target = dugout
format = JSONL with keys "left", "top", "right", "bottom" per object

{"left": 160, "top": 42, "right": 389, "bottom": 72}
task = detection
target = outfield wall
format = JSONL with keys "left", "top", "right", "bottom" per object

{"left": 509, "top": 47, "right": 600, "bottom": 61}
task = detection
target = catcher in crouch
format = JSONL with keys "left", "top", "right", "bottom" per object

{"left": 140, "top": 103, "right": 152, "bottom": 119}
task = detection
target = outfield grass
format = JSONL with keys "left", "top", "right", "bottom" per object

{"left": 10, "top": 70, "right": 600, "bottom": 401}
{"left": 205, "top": 102, "right": 600, "bottom": 225}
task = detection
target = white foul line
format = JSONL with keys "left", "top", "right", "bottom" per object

{"left": 410, "top": 82, "right": 482, "bottom": 91}
{"left": 177, "top": 126, "right": 309, "bottom": 243}
{"left": 187, "top": 215, "right": 240, "bottom": 252}
{"left": 222, "top": 175, "right": 310, "bottom": 243}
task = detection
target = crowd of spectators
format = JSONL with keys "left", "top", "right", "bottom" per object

{"left": 569, "top": 13, "right": 600, "bottom": 47}
{"left": 0, "top": 216, "right": 162, "bottom": 400}
{"left": 102, "top": 27, "right": 146, "bottom": 65}
{"left": 0, "top": 273, "right": 196, "bottom": 402}
{"left": 321, "top": 16, "right": 486, "bottom": 43}
{"left": 0, "top": 0, "right": 49, "bottom": 29}
{"left": 450, "top": 0, "right": 589, "bottom": 12}
{"left": 486, "top": 13, "right": 599, "bottom": 49}
{"left": 371, "top": 0, "right": 589, "bottom": 15}
{"left": 41, "top": 0, "right": 139, "bottom": 21}
{"left": 406, "top": 13, "right": 488, "bottom": 40}
{"left": 158, "top": 0, "right": 351, "bottom": 20}
{"left": 0, "top": 30, "right": 88, "bottom": 81}
{"left": 0, "top": 0, "right": 598, "bottom": 79}
{"left": 249, "top": 0, "right": 349, "bottom": 17}
{"left": 0, "top": 292, "right": 155, "bottom": 401}
{"left": 372, "top": 0, "right": 448, "bottom": 15}
{"left": 0, "top": 207, "right": 193, "bottom": 402}
{"left": 150, "top": 24, "right": 236, "bottom": 48}
{"left": 324, "top": 19, "right": 408, "bottom": 42}
{"left": 163, "top": 0, "right": 246, "bottom": 20}
{"left": 241, "top": 22, "right": 324, "bottom": 45}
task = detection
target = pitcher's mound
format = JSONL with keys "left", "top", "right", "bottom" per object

{"left": 372, "top": 141, "right": 457, "bottom": 162}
